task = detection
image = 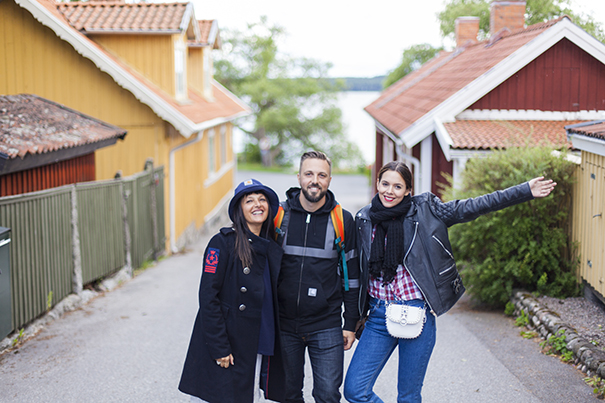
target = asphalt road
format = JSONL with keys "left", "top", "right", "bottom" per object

{"left": 0, "top": 171, "right": 598, "bottom": 402}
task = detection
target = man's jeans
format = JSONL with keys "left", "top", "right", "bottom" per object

{"left": 280, "top": 327, "right": 344, "bottom": 403}
{"left": 343, "top": 298, "right": 436, "bottom": 403}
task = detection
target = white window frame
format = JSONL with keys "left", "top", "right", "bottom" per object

{"left": 208, "top": 128, "right": 216, "bottom": 174}
{"left": 220, "top": 125, "right": 227, "bottom": 166}
{"left": 203, "top": 47, "right": 212, "bottom": 98}
{"left": 175, "top": 40, "right": 187, "bottom": 100}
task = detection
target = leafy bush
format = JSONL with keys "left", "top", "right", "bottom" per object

{"left": 442, "top": 147, "right": 579, "bottom": 307}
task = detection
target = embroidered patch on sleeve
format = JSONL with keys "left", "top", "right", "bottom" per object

{"left": 204, "top": 248, "right": 219, "bottom": 273}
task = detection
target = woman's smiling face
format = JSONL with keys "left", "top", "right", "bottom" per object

{"left": 240, "top": 192, "right": 269, "bottom": 232}
{"left": 377, "top": 169, "right": 411, "bottom": 208}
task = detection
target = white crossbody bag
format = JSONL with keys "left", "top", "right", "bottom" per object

{"left": 385, "top": 303, "right": 426, "bottom": 339}
{"left": 384, "top": 283, "right": 427, "bottom": 339}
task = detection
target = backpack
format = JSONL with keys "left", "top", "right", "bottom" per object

{"left": 274, "top": 202, "right": 350, "bottom": 291}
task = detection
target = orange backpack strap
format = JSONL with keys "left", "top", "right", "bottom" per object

{"left": 274, "top": 205, "right": 285, "bottom": 241}
{"left": 330, "top": 203, "right": 349, "bottom": 291}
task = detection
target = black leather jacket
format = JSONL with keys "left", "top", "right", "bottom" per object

{"left": 356, "top": 182, "right": 534, "bottom": 317}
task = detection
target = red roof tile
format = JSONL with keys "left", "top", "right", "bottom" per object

{"left": 198, "top": 20, "right": 213, "bottom": 43}
{"left": 57, "top": 2, "right": 189, "bottom": 33}
{"left": 443, "top": 120, "right": 581, "bottom": 149}
{"left": 0, "top": 94, "right": 126, "bottom": 159}
{"left": 366, "top": 18, "right": 565, "bottom": 136}
{"left": 30, "top": 0, "right": 249, "bottom": 136}
{"left": 565, "top": 121, "right": 605, "bottom": 141}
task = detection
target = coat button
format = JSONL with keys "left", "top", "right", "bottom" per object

{"left": 243, "top": 267, "right": 250, "bottom": 274}
{"left": 240, "top": 286, "right": 247, "bottom": 293}
{"left": 239, "top": 304, "right": 246, "bottom": 311}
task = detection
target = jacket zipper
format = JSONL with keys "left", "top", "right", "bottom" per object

{"left": 296, "top": 213, "right": 311, "bottom": 318}
{"left": 403, "top": 221, "right": 435, "bottom": 314}
{"left": 432, "top": 235, "right": 454, "bottom": 260}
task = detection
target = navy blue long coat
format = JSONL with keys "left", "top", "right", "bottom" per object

{"left": 179, "top": 227, "right": 285, "bottom": 403}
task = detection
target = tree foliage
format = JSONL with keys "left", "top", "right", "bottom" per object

{"left": 437, "top": 0, "right": 605, "bottom": 42}
{"left": 441, "top": 147, "right": 579, "bottom": 307}
{"left": 214, "top": 17, "right": 364, "bottom": 168}
{"left": 383, "top": 44, "right": 443, "bottom": 88}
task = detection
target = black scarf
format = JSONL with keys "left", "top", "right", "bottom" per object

{"left": 368, "top": 193, "right": 412, "bottom": 284}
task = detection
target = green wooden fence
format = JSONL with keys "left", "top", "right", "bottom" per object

{"left": 0, "top": 187, "right": 73, "bottom": 330}
{"left": 0, "top": 166, "right": 165, "bottom": 331}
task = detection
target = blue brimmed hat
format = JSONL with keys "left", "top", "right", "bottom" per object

{"left": 228, "top": 178, "right": 280, "bottom": 222}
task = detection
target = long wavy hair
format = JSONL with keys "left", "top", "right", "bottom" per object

{"left": 231, "top": 191, "right": 275, "bottom": 268}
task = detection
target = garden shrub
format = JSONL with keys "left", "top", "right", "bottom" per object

{"left": 442, "top": 146, "right": 579, "bottom": 307}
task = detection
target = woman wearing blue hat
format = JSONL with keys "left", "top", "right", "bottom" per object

{"left": 179, "top": 179, "right": 285, "bottom": 403}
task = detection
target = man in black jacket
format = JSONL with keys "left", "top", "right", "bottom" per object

{"left": 276, "top": 151, "right": 360, "bottom": 403}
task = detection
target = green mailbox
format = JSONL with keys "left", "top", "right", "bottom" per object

{"left": 0, "top": 227, "right": 12, "bottom": 339}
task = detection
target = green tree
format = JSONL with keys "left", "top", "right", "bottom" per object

{"left": 442, "top": 147, "right": 579, "bottom": 307}
{"left": 437, "top": 0, "right": 604, "bottom": 42}
{"left": 383, "top": 44, "right": 443, "bottom": 88}
{"left": 215, "top": 17, "right": 364, "bottom": 168}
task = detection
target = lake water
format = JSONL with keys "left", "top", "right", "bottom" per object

{"left": 234, "top": 91, "right": 380, "bottom": 165}
{"left": 337, "top": 91, "right": 380, "bottom": 165}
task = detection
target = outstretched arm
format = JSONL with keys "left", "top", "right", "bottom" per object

{"left": 529, "top": 177, "right": 556, "bottom": 198}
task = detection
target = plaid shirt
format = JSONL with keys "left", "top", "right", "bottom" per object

{"left": 368, "top": 226, "right": 424, "bottom": 303}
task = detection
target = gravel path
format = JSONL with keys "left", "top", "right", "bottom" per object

{"left": 538, "top": 295, "right": 605, "bottom": 351}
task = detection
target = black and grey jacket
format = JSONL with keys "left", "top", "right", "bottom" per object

{"left": 277, "top": 187, "right": 360, "bottom": 333}
{"left": 356, "top": 182, "right": 535, "bottom": 317}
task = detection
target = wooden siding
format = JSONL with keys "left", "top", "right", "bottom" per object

{"left": 173, "top": 125, "right": 234, "bottom": 238}
{"left": 0, "top": 153, "right": 95, "bottom": 197}
{"left": 1, "top": 0, "right": 234, "bottom": 250}
{"left": 187, "top": 46, "right": 203, "bottom": 95}
{"left": 573, "top": 151, "right": 605, "bottom": 296}
{"left": 471, "top": 38, "right": 605, "bottom": 111}
{"left": 431, "top": 134, "right": 453, "bottom": 197}
{"left": 90, "top": 34, "right": 176, "bottom": 97}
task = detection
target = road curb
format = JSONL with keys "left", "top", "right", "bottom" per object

{"left": 511, "top": 290, "right": 605, "bottom": 379}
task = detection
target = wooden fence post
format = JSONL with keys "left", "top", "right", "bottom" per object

{"left": 71, "top": 185, "right": 82, "bottom": 294}
{"left": 145, "top": 159, "right": 160, "bottom": 260}
{"left": 120, "top": 181, "right": 133, "bottom": 276}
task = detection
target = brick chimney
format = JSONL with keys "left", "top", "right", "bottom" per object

{"left": 455, "top": 17, "right": 480, "bottom": 48}
{"left": 490, "top": 1, "right": 526, "bottom": 35}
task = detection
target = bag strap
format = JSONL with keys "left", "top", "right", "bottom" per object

{"left": 330, "top": 203, "right": 349, "bottom": 291}
{"left": 275, "top": 201, "right": 350, "bottom": 292}
{"left": 273, "top": 205, "right": 285, "bottom": 241}
{"left": 274, "top": 202, "right": 290, "bottom": 245}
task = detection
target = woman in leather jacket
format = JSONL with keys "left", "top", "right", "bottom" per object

{"left": 179, "top": 179, "right": 285, "bottom": 403}
{"left": 343, "top": 161, "right": 556, "bottom": 403}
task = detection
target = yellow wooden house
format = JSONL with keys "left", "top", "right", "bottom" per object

{"left": 0, "top": 0, "right": 251, "bottom": 252}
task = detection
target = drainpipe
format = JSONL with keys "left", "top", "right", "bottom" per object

{"left": 375, "top": 121, "right": 421, "bottom": 193}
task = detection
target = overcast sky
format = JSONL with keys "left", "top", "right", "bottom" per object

{"left": 191, "top": 0, "right": 605, "bottom": 78}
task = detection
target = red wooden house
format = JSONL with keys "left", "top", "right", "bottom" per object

{"left": 366, "top": 0, "right": 605, "bottom": 195}
{"left": 0, "top": 94, "right": 126, "bottom": 197}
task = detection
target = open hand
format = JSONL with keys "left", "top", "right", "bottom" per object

{"left": 529, "top": 176, "right": 556, "bottom": 198}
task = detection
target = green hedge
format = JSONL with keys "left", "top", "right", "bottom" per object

{"left": 442, "top": 147, "right": 580, "bottom": 307}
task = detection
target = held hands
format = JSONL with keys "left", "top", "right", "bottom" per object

{"left": 216, "top": 354, "right": 234, "bottom": 368}
{"left": 343, "top": 330, "right": 356, "bottom": 351}
{"left": 529, "top": 176, "right": 556, "bottom": 198}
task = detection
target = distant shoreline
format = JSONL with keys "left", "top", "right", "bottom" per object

{"left": 332, "top": 76, "right": 385, "bottom": 92}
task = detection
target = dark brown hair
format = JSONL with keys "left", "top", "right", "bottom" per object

{"left": 231, "top": 192, "right": 275, "bottom": 268}
{"left": 377, "top": 161, "right": 413, "bottom": 192}
{"left": 299, "top": 150, "right": 332, "bottom": 175}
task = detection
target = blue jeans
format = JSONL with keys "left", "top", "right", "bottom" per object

{"left": 280, "top": 327, "right": 344, "bottom": 403}
{"left": 343, "top": 298, "right": 436, "bottom": 403}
